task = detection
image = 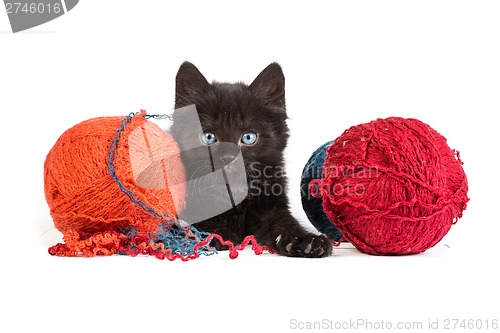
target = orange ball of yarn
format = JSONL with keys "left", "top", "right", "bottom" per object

{"left": 44, "top": 112, "right": 185, "bottom": 235}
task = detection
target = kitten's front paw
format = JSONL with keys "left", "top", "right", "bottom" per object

{"left": 275, "top": 233, "right": 332, "bottom": 258}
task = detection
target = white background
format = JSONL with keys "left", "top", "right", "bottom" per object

{"left": 1, "top": 1, "right": 499, "bottom": 332}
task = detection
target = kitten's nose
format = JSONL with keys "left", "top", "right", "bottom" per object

{"left": 219, "top": 154, "right": 236, "bottom": 164}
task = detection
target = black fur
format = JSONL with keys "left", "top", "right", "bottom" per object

{"left": 170, "top": 61, "right": 332, "bottom": 258}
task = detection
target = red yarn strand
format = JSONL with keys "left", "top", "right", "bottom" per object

{"left": 48, "top": 231, "right": 273, "bottom": 261}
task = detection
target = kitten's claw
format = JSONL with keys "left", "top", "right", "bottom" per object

{"left": 303, "top": 242, "right": 312, "bottom": 255}
{"left": 275, "top": 234, "right": 282, "bottom": 245}
{"left": 276, "top": 233, "right": 332, "bottom": 258}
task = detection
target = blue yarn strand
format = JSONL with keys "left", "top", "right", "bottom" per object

{"left": 108, "top": 112, "right": 216, "bottom": 258}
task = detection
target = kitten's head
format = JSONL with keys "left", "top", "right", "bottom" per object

{"left": 170, "top": 61, "right": 289, "bottom": 183}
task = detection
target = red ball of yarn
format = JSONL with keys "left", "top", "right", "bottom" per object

{"left": 313, "top": 117, "right": 469, "bottom": 255}
{"left": 44, "top": 112, "right": 185, "bottom": 235}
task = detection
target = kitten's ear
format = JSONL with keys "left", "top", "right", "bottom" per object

{"left": 175, "top": 61, "right": 210, "bottom": 105}
{"left": 249, "top": 62, "right": 285, "bottom": 108}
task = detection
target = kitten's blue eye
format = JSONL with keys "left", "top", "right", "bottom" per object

{"left": 200, "top": 132, "right": 217, "bottom": 145}
{"left": 241, "top": 132, "right": 258, "bottom": 145}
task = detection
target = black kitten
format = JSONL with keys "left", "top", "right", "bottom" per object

{"left": 170, "top": 61, "right": 332, "bottom": 258}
